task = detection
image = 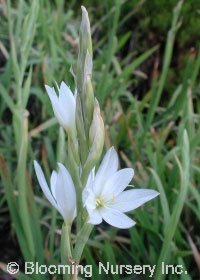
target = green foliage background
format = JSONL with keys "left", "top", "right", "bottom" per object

{"left": 0, "top": 0, "right": 199, "bottom": 279}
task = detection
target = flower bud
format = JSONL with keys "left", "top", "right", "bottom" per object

{"left": 82, "top": 52, "right": 94, "bottom": 137}
{"left": 75, "top": 93, "right": 88, "bottom": 164}
{"left": 82, "top": 99, "right": 104, "bottom": 185}
{"left": 79, "top": 6, "right": 92, "bottom": 59}
{"left": 77, "top": 6, "right": 92, "bottom": 91}
{"left": 76, "top": 7, "right": 94, "bottom": 141}
{"left": 45, "top": 81, "right": 76, "bottom": 134}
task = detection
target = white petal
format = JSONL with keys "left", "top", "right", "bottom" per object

{"left": 102, "top": 168, "right": 134, "bottom": 199}
{"left": 34, "top": 161, "right": 58, "bottom": 209}
{"left": 50, "top": 170, "right": 57, "bottom": 199}
{"left": 45, "top": 85, "right": 57, "bottom": 101}
{"left": 59, "top": 82, "right": 76, "bottom": 127}
{"left": 88, "top": 209, "right": 102, "bottom": 225}
{"left": 54, "top": 163, "right": 77, "bottom": 223}
{"left": 59, "top": 82, "right": 75, "bottom": 107}
{"left": 110, "top": 189, "right": 159, "bottom": 212}
{"left": 84, "top": 190, "right": 96, "bottom": 210}
{"left": 45, "top": 85, "right": 66, "bottom": 128}
{"left": 99, "top": 207, "right": 136, "bottom": 229}
{"left": 45, "top": 85, "right": 59, "bottom": 111}
{"left": 82, "top": 188, "right": 90, "bottom": 207}
{"left": 82, "top": 167, "right": 95, "bottom": 206}
{"left": 93, "top": 147, "right": 118, "bottom": 195}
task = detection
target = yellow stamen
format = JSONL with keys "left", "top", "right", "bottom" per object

{"left": 95, "top": 198, "right": 102, "bottom": 207}
{"left": 110, "top": 195, "right": 115, "bottom": 203}
{"left": 95, "top": 196, "right": 106, "bottom": 208}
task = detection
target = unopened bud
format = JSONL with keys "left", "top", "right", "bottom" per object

{"left": 84, "top": 50, "right": 92, "bottom": 78}
{"left": 89, "top": 99, "right": 104, "bottom": 147}
{"left": 82, "top": 99, "right": 104, "bottom": 185}
{"left": 76, "top": 7, "right": 94, "bottom": 150}
{"left": 80, "top": 6, "right": 92, "bottom": 58}
{"left": 82, "top": 52, "right": 94, "bottom": 137}
{"left": 77, "top": 6, "right": 92, "bottom": 87}
{"left": 75, "top": 94, "right": 88, "bottom": 164}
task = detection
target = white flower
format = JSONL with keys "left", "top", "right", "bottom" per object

{"left": 83, "top": 147, "right": 159, "bottom": 229}
{"left": 45, "top": 81, "right": 76, "bottom": 132}
{"left": 34, "top": 161, "right": 77, "bottom": 224}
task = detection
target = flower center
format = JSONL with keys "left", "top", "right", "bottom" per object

{"left": 95, "top": 196, "right": 105, "bottom": 208}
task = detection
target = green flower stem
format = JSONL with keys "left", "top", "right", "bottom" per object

{"left": 49, "top": 208, "right": 57, "bottom": 256}
{"left": 68, "top": 131, "right": 80, "bottom": 165}
{"left": 16, "top": 110, "right": 35, "bottom": 260}
{"left": 68, "top": 137, "right": 80, "bottom": 187}
{"left": 61, "top": 223, "right": 72, "bottom": 280}
{"left": 73, "top": 222, "right": 93, "bottom": 264}
{"left": 68, "top": 131, "right": 85, "bottom": 234}
{"left": 68, "top": 140, "right": 82, "bottom": 233}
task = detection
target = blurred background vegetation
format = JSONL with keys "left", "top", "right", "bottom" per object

{"left": 0, "top": 0, "right": 200, "bottom": 279}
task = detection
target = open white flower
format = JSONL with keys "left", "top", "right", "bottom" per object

{"left": 34, "top": 161, "right": 77, "bottom": 224}
{"left": 83, "top": 147, "right": 159, "bottom": 229}
{"left": 45, "top": 81, "right": 76, "bottom": 132}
